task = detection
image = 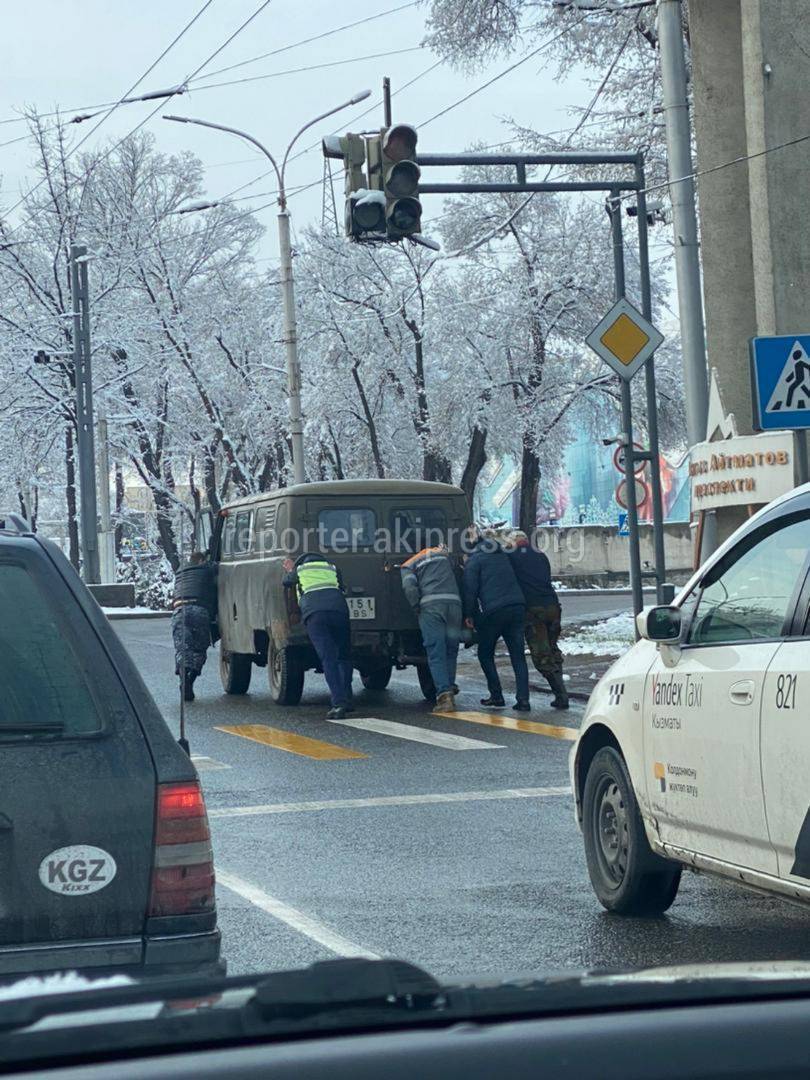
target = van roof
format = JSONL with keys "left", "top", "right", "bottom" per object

{"left": 222, "top": 479, "right": 466, "bottom": 510}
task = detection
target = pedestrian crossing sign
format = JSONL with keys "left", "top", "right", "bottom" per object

{"left": 750, "top": 335, "right": 810, "bottom": 430}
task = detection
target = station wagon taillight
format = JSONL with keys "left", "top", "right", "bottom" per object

{"left": 149, "top": 781, "right": 215, "bottom": 917}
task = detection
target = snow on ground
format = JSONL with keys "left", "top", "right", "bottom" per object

{"left": 562, "top": 611, "right": 636, "bottom": 657}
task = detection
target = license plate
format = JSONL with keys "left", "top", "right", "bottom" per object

{"left": 348, "top": 597, "right": 375, "bottom": 620}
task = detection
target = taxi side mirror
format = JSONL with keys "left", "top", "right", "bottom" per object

{"left": 637, "top": 605, "right": 682, "bottom": 644}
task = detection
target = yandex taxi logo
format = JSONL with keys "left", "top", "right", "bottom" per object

{"left": 651, "top": 672, "right": 703, "bottom": 709}
{"left": 654, "top": 762, "right": 666, "bottom": 793}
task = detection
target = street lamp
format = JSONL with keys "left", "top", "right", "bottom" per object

{"left": 164, "top": 89, "right": 371, "bottom": 486}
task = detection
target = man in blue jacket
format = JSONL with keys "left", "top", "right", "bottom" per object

{"left": 463, "top": 529, "right": 530, "bottom": 710}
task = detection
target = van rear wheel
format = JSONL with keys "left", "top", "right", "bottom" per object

{"left": 360, "top": 664, "right": 393, "bottom": 691}
{"left": 416, "top": 663, "right": 436, "bottom": 702}
{"left": 220, "top": 650, "right": 252, "bottom": 695}
{"left": 268, "top": 640, "right": 305, "bottom": 706}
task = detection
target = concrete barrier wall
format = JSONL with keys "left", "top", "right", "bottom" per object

{"left": 532, "top": 523, "right": 693, "bottom": 586}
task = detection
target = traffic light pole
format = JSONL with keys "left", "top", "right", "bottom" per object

{"left": 408, "top": 148, "right": 667, "bottom": 613}
{"left": 70, "top": 243, "right": 100, "bottom": 584}
{"left": 608, "top": 192, "right": 644, "bottom": 621}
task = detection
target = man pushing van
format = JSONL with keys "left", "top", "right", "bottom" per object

{"left": 283, "top": 553, "right": 353, "bottom": 719}
{"left": 400, "top": 544, "right": 462, "bottom": 714}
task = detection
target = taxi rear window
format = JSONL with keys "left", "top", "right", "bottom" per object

{"left": 0, "top": 563, "right": 103, "bottom": 738}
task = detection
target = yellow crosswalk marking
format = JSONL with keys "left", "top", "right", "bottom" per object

{"left": 215, "top": 724, "right": 367, "bottom": 760}
{"left": 434, "top": 710, "right": 578, "bottom": 742}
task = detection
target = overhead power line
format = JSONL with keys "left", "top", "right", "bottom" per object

{"left": 2, "top": 0, "right": 275, "bottom": 224}
{"left": 189, "top": 1, "right": 420, "bottom": 82}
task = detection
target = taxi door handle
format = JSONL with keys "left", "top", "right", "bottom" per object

{"left": 729, "top": 680, "right": 755, "bottom": 705}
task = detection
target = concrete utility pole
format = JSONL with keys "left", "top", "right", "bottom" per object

{"left": 164, "top": 90, "right": 370, "bottom": 487}
{"left": 96, "top": 402, "right": 115, "bottom": 584}
{"left": 70, "top": 243, "right": 100, "bottom": 584}
{"left": 657, "top": 0, "right": 709, "bottom": 448}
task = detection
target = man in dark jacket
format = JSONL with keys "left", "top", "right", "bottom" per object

{"left": 507, "top": 531, "right": 568, "bottom": 709}
{"left": 463, "top": 530, "right": 530, "bottom": 710}
{"left": 283, "top": 553, "right": 353, "bottom": 719}
{"left": 172, "top": 553, "right": 217, "bottom": 702}
{"left": 400, "top": 544, "right": 462, "bottom": 713}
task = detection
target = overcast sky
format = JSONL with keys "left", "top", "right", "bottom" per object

{"left": 0, "top": 0, "right": 596, "bottom": 262}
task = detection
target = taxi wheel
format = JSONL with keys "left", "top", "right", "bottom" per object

{"left": 220, "top": 650, "right": 252, "bottom": 695}
{"left": 268, "top": 640, "right": 305, "bottom": 706}
{"left": 416, "top": 663, "right": 436, "bottom": 702}
{"left": 360, "top": 664, "right": 393, "bottom": 691}
{"left": 583, "top": 746, "right": 681, "bottom": 916}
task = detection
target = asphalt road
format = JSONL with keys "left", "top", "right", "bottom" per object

{"left": 117, "top": 618, "right": 810, "bottom": 982}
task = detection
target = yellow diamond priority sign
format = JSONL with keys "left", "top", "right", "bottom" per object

{"left": 585, "top": 298, "right": 664, "bottom": 381}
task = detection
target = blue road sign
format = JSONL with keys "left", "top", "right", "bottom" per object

{"left": 618, "top": 512, "right": 629, "bottom": 537}
{"left": 751, "top": 335, "right": 810, "bottom": 430}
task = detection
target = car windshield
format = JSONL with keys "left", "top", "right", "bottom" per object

{"left": 3, "top": 0, "right": 810, "bottom": 1067}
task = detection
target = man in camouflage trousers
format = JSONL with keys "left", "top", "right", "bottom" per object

{"left": 172, "top": 552, "right": 218, "bottom": 702}
{"left": 506, "top": 530, "right": 568, "bottom": 710}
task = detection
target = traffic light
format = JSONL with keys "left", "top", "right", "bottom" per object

{"left": 367, "top": 124, "right": 422, "bottom": 240}
{"left": 322, "top": 132, "right": 386, "bottom": 239}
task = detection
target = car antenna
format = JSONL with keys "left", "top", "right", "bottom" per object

{"left": 177, "top": 508, "right": 190, "bottom": 757}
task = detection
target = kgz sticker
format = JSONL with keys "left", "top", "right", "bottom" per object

{"left": 38, "top": 845, "right": 117, "bottom": 895}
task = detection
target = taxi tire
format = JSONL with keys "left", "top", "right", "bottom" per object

{"left": 220, "top": 650, "right": 252, "bottom": 695}
{"left": 268, "top": 639, "right": 305, "bottom": 706}
{"left": 360, "top": 664, "right": 393, "bottom": 691}
{"left": 416, "top": 663, "right": 436, "bottom": 702}
{"left": 582, "top": 746, "right": 681, "bottom": 916}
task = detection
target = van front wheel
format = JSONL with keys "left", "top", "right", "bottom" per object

{"left": 268, "top": 640, "right": 305, "bottom": 706}
{"left": 220, "top": 650, "right": 252, "bottom": 695}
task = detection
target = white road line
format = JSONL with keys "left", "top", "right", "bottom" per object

{"left": 209, "top": 786, "right": 571, "bottom": 819}
{"left": 192, "top": 755, "right": 232, "bottom": 772}
{"left": 215, "top": 868, "right": 379, "bottom": 960}
{"left": 326, "top": 715, "right": 505, "bottom": 751}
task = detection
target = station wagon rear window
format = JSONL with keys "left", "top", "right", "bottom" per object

{"left": 0, "top": 563, "right": 102, "bottom": 738}
{"left": 317, "top": 508, "right": 376, "bottom": 549}
{"left": 391, "top": 506, "right": 449, "bottom": 553}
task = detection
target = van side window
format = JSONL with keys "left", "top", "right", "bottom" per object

{"left": 317, "top": 508, "right": 376, "bottom": 550}
{"left": 222, "top": 516, "right": 236, "bottom": 557}
{"left": 233, "top": 511, "right": 253, "bottom": 555}
{"left": 391, "top": 506, "right": 448, "bottom": 553}
{"left": 0, "top": 563, "right": 103, "bottom": 738}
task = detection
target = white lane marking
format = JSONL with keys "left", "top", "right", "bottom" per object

{"left": 215, "top": 868, "right": 379, "bottom": 960}
{"left": 326, "top": 715, "right": 504, "bottom": 751}
{"left": 192, "top": 755, "right": 232, "bottom": 772}
{"left": 209, "top": 786, "right": 571, "bottom": 819}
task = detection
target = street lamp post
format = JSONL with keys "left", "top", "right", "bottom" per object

{"left": 164, "top": 90, "right": 370, "bottom": 486}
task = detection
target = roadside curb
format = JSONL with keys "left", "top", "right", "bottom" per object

{"left": 104, "top": 610, "right": 172, "bottom": 620}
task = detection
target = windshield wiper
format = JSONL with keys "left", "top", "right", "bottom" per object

{"left": 7, "top": 959, "right": 810, "bottom": 1068}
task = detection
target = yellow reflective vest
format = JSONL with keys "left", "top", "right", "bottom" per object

{"left": 296, "top": 560, "right": 340, "bottom": 596}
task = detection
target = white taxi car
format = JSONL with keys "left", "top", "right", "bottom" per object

{"left": 571, "top": 486, "right": 810, "bottom": 915}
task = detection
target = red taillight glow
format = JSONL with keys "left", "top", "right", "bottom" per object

{"left": 149, "top": 781, "right": 215, "bottom": 917}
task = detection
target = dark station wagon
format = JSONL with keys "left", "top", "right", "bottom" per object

{"left": 0, "top": 513, "right": 222, "bottom": 982}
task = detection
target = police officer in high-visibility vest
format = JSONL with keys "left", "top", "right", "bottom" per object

{"left": 283, "top": 553, "right": 353, "bottom": 719}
